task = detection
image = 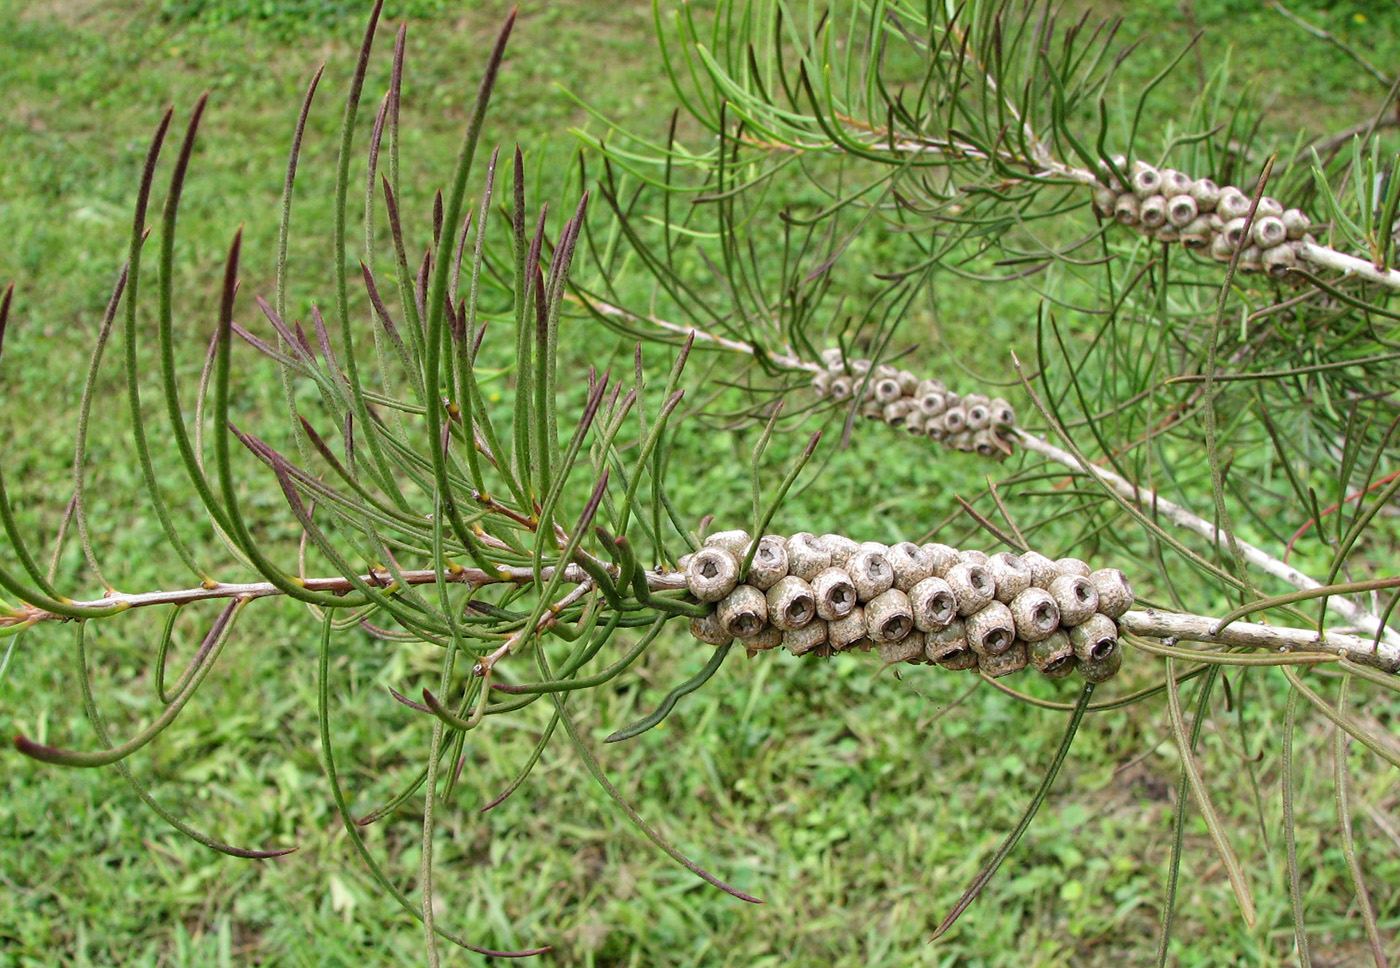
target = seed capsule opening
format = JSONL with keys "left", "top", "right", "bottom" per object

{"left": 880, "top": 615, "right": 911, "bottom": 640}
{"left": 984, "top": 628, "right": 1013, "bottom": 652}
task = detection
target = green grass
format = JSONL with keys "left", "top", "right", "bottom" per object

{"left": 1, "top": 0, "right": 1399, "bottom": 965}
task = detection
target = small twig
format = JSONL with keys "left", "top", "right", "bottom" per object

{"left": 474, "top": 580, "right": 595, "bottom": 676}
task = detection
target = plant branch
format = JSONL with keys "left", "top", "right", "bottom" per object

{"left": 1121, "top": 608, "right": 1399, "bottom": 672}
{"left": 9, "top": 563, "right": 1393, "bottom": 670}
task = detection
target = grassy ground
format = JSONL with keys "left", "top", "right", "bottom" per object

{"left": 1, "top": 0, "right": 1399, "bottom": 965}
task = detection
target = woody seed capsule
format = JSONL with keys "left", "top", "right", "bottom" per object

{"left": 740, "top": 625, "right": 783, "bottom": 652}
{"left": 1018, "top": 550, "right": 1059, "bottom": 589}
{"left": 1189, "top": 177, "right": 1220, "bottom": 212}
{"left": 685, "top": 547, "right": 741, "bottom": 602}
{"left": 1217, "top": 188, "right": 1251, "bottom": 220}
{"left": 829, "top": 375, "right": 853, "bottom": 400}
{"left": 821, "top": 533, "right": 859, "bottom": 568}
{"left": 1179, "top": 215, "right": 1213, "bottom": 248}
{"left": 959, "top": 549, "right": 989, "bottom": 565}
{"left": 689, "top": 610, "right": 734, "bottom": 646}
{"left": 1113, "top": 193, "right": 1139, "bottom": 225}
{"left": 1263, "top": 243, "right": 1299, "bottom": 275}
{"left": 888, "top": 542, "right": 931, "bottom": 591}
{"left": 1210, "top": 232, "right": 1236, "bottom": 263}
{"left": 1139, "top": 194, "right": 1168, "bottom": 229}
{"left": 989, "top": 398, "right": 1017, "bottom": 428}
{"left": 1252, "top": 216, "right": 1287, "bottom": 248}
{"left": 1282, "top": 208, "right": 1310, "bottom": 239}
{"left": 966, "top": 600, "right": 1017, "bottom": 656}
{"left": 870, "top": 378, "right": 900, "bottom": 405}
{"left": 1220, "top": 216, "right": 1249, "bottom": 250}
{"left": 882, "top": 399, "right": 913, "bottom": 426}
{"left": 946, "top": 561, "right": 995, "bottom": 616}
{"left": 827, "top": 606, "right": 867, "bottom": 650}
{"left": 878, "top": 629, "right": 926, "bottom": 665}
{"left": 811, "top": 567, "right": 858, "bottom": 620}
{"left": 1029, "top": 629, "right": 1076, "bottom": 678}
{"left": 717, "top": 584, "right": 768, "bottom": 638}
{"left": 938, "top": 647, "right": 980, "bottom": 671}
{"left": 971, "top": 431, "right": 998, "bottom": 455}
{"left": 978, "top": 640, "right": 1029, "bottom": 678}
{"left": 924, "top": 617, "right": 969, "bottom": 661}
{"left": 783, "top": 619, "right": 828, "bottom": 657}
{"left": 1166, "top": 194, "right": 1198, "bottom": 227}
{"left": 746, "top": 535, "right": 789, "bottom": 591}
{"left": 1160, "top": 168, "right": 1193, "bottom": 196}
{"left": 1077, "top": 643, "right": 1122, "bottom": 683}
{"left": 766, "top": 575, "right": 817, "bottom": 631}
{"left": 866, "top": 588, "right": 915, "bottom": 643}
{"left": 1009, "top": 587, "right": 1061, "bottom": 643}
{"left": 1089, "top": 568, "right": 1134, "bottom": 619}
{"left": 705, "top": 529, "right": 752, "bottom": 558}
{"left": 786, "top": 532, "right": 832, "bottom": 581}
{"left": 942, "top": 406, "right": 968, "bottom": 432}
{"left": 1069, "top": 613, "right": 1119, "bottom": 663}
{"left": 1048, "top": 574, "right": 1100, "bottom": 627}
{"left": 1054, "top": 557, "right": 1091, "bottom": 578}
{"left": 919, "top": 542, "right": 961, "bottom": 578}
{"left": 919, "top": 390, "right": 947, "bottom": 416}
{"left": 986, "top": 552, "right": 1032, "bottom": 603}
{"left": 820, "top": 347, "right": 846, "bottom": 368}
{"left": 965, "top": 401, "right": 992, "bottom": 432}
{"left": 1129, "top": 161, "right": 1162, "bottom": 198}
{"left": 909, "top": 576, "right": 958, "bottom": 631}
{"left": 848, "top": 549, "right": 895, "bottom": 602}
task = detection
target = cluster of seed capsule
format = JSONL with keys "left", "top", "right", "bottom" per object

{"left": 809, "top": 349, "right": 1018, "bottom": 458}
{"left": 1091, "top": 158, "right": 1314, "bottom": 276}
{"left": 680, "top": 530, "right": 1132, "bottom": 683}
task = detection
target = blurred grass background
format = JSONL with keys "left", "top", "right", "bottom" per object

{"left": 1, "top": 0, "right": 1398, "bottom": 964}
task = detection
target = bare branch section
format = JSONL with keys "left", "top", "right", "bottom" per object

{"left": 1121, "top": 608, "right": 1399, "bottom": 672}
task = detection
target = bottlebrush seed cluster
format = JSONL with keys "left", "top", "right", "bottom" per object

{"left": 680, "top": 530, "right": 1132, "bottom": 683}
{"left": 810, "top": 349, "right": 1017, "bottom": 458}
{"left": 1091, "top": 158, "right": 1314, "bottom": 275}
